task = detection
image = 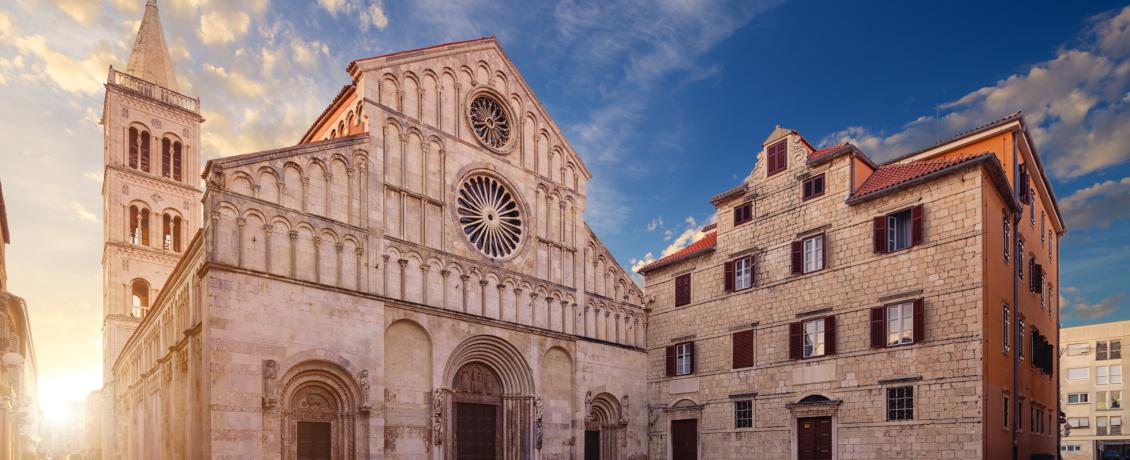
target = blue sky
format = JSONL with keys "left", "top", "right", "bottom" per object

{"left": 0, "top": 0, "right": 1128, "bottom": 411}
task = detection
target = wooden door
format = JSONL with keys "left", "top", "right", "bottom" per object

{"left": 584, "top": 430, "right": 600, "bottom": 460}
{"left": 296, "top": 421, "right": 331, "bottom": 460}
{"left": 455, "top": 402, "right": 499, "bottom": 460}
{"left": 797, "top": 417, "right": 832, "bottom": 460}
{"left": 671, "top": 419, "right": 697, "bottom": 460}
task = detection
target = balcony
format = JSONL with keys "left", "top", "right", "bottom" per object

{"left": 108, "top": 67, "right": 199, "bottom": 114}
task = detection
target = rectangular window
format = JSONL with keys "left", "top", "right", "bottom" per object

{"left": 1099, "top": 340, "right": 1123, "bottom": 360}
{"left": 1098, "top": 340, "right": 1109, "bottom": 360}
{"left": 1114, "top": 341, "right": 1123, "bottom": 359}
{"left": 1002, "top": 306, "right": 1011, "bottom": 353}
{"left": 1067, "top": 343, "right": 1090, "bottom": 355}
{"left": 1067, "top": 417, "right": 1089, "bottom": 428}
{"left": 887, "top": 208, "right": 913, "bottom": 252}
{"left": 766, "top": 140, "right": 787, "bottom": 176}
{"left": 1066, "top": 367, "right": 1089, "bottom": 381}
{"left": 675, "top": 342, "right": 694, "bottom": 376}
{"left": 1003, "top": 214, "right": 1010, "bottom": 261}
{"left": 1018, "top": 163, "right": 1030, "bottom": 204}
{"left": 1040, "top": 212, "right": 1046, "bottom": 245}
{"left": 732, "top": 329, "right": 754, "bottom": 369}
{"left": 733, "top": 202, "right": 753, "bottom": 226}
{"left": 734, "top": 400, "right": 753, "bottom": 428}
{"left": 1113, "top": 416, "right": 1123, "bottom": 435}
{"left": 1068, "top": 393, "right": 1090, "bottom": 404}
{"left": 886, "top": 302, "right": 914, "bottom": 346}
{"left": 887, "top": 386, "right": 914, "bottom": 421}
{"left": 1098, "top": 416, "right": 1109, "bottom": 436}
{"left": 1003, "top": 396, "right": 1009, "bottom": 428}
{"left": 803, "top": 318, "right": 826, "bottom": 358}
{"left": 1030, "top": 189, "right": 1036, "bottom": 225}
{"left": 1049, "top": 232, "right": 1054, "bottom": 260}
{"left": 1018, "top": 240, "right": 1025, "bottom": 279}
{"left": 802, "top": 174, "right": 825, "bottom": 200}
{"left": 803, "top": 234, "right": 825, "bottom": 273}
{"left": 1113, "top": 365, "right": 1122, "bottom": 384}
{"left": 1099, "top": 366, "right": 1109, "bottom": 385}
{"left": 1018, "top": 400, "right": 1023, "bottom": 431}
{"left": 674, "top": 274, "right": 691, "bottom": 307}
{"left": 1097, "top": 390, "right": 1123, "bottom": 410}
{"left": 734, "top": 256, "right": 753, "bottom": 291}
{"left": 1018, "top": 318, "right": 1025, "bottom": 360}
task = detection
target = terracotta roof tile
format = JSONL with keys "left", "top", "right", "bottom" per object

{"left": 808, "top": 142, "right": 848, "bottom": 162}
{"left": 850, "top": 153, "right": 990, "bottom": 201}
{"left": 636, "top": 231, "right": 716, "bottom": 274}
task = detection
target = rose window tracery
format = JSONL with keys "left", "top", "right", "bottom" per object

{"left": 468, "top": 94, "right": 512, "bottom": 150}
{"left": 457, "top": 175, "right": 523, "bottom": 259}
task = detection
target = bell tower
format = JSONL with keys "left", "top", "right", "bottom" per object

{"left": 98, "top": 0, "right": 201, "bottom": 455}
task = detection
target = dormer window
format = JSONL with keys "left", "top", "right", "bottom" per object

{"left": 733, "top": 202, "right": 752, "bottom": 226}
{"left": 766, "top": 140, "right": 787, "bottom": 176}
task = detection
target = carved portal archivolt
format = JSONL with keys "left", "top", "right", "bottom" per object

{"left": 269, "top": 359, "right": 364, "bottom": 460}
{"left": 586, "top": 392, "right": 627, "bottom": 460}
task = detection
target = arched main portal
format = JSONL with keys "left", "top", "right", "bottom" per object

{"left": 585, "top": 392, "right": 626, "bottom": 460}
{"left": 438, "top": 335, "right": 536, "bottom": 460}
{"left": 275, "top": 360, "right": 361, "bottom": 460}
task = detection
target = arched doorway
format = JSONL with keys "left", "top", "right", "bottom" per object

{"left": 276, "top": 360, "right": 360, "bottom": 460}
{"left": 585, "top": 392, "right": 625, "bottom": 460}
{"left": 452, "top": 363, "right": 503, "bottom": 459}
{"left": 787, "top": 394, "right": 841, "bottom": 460}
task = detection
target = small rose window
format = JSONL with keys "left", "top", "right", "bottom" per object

{"left": 468, "top": 94, "right": 512, "bottom": 150}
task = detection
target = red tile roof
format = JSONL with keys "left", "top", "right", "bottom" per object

{"left": 636, "top": 231, "right": 717, "bottom": 274}
{"left": 849, "top": 153, "right": 990, "bottom": 201}
{"left": 808, "top": 142, "right": 848, "bottom": 162}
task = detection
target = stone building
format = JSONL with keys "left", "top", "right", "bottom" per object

{"left": 100, "top": 3, "right": 647, "bottom": 459}
{"left": 637, "top": 116, "right": 1063, "bottom": 459}
{"left": 0, "top": 181, "right": 41, "bottom": 460}
{"left": 1061, "top": 320, "right": 1130, "bottom": 459}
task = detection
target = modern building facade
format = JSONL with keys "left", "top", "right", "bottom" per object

{"left": 0, "top": 182, "right": 41, "bottom": 460}
{"left": 1061, "top": 321, "right": 1130, "bottom": 460}
{"left": 99, "top": 4, "right": 647, "bottom": 458}
{"left": 638, "top": 117, "right": 1063, "bottom": 459}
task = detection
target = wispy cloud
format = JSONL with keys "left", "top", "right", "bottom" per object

{"left": 820, "top": 5, "right": 1130, "bottom": 179}
{"left": 1061, "top": 176, "right": 1130, "bottom": 230}
{"left": 1061, "top": 288, "right": 1125, "bottom": 320}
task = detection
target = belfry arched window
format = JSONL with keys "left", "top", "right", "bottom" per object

{"left": 160, "top": 136, "right": 183, "bottom": 181}
{"left": 129, "top": 205, "right": 150, "bottom": 246}
{"left": 162, "top": 212, "right": 183, "bottom": 252}
{"left": 131, "top": 278, "right": 150, "bottom": 318}
{"left": 129, "top": 127, "right": 151, "bottom": 172}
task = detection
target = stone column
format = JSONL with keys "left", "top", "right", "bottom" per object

{"left": 421, "top": 264, "right": 431, "bottom": 306}
{"left": 545, "top": 297, "right": 556, "bottom": 331}
{"left": 355, "top": 247, "right": 364, "bottom": 291}
{"left": 460, "top": 275, "right": 471, "bottom": 313}
{"left": 398, "top": 259, "right": 408, "bottom": 300}
{"left": 300, "top": 177, "right": 310, "bottom": 212}
{"left": 313, "top": 236, "right": 322, "bottom": 283}
{"left": 263, "top": 224, "right": 273, "bottom": 273}
{"left": 440, "top": 269, "right": 451, "bottom": 309}
{"left": 480, "top": 280, "right": 490, "bottom": 317}
{"left": 288, "top": 230, "right": 298, "bottom": 278}
{"left": 496, "top": 283, "right": 506, "bottom": 321}
{"left": 513, "top": 287, "right": 524, "bottom": 325}
{"left": 346, "top": 168, "right": 356, "bottom": 225}
{"left": 529, "top": 292, "right": 539, "bottom": 328}
{"left": 334, "top": 242, "right": 344, "bottom": 287}
{"left": 560, "top": 300, "right": 570, "bottom": 335}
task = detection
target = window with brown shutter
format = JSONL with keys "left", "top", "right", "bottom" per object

{"left": 873, "top": 216, "right": 887, "bottom": 254}
{"left": 734, "top": 202, "right": 753, "bottom": 226}
{"left": 802, "top": 174, "right": 825, "bottom": 200}
{"left": 824, "top": 316, "right": 837, "bottom": 355}
{"left": 672, "top": 342, "right": 694, "bottom": 375}
{"left": 876, "top": 206, "right": 926, "bottom": 254}
{"left": 733, "top": 330, "right": 754, "bottom": 369}
{"left": 1018, "top": 164, "right": 1031, "bottom": 204}
{"left": 665, "top": 345, "right": 676, "bottom": 376}
{"left": 724, "top": 261, "right": 734, "bottom": 292}
{"left": 675, "top": 274, "right": 691, "bottom": 307}
{"left": 767, "top": 140, "right": 787, "bottom": 176}
{"left": 870, "top": 307, "right": 886, "bottom": 349}
{"left": 726, "top": 256, "right": 754, "bottom": 292}
{"left": 913, "top": 299, "right": 925, "bottom": 343}
{"left": 788, "top": 322, "right": 802, "bottom": 360}
{"left": 790, "top": 241, "right": 803, "bottom": 275}
{"left": 911, "top": 205, "right": 924, "bottom": 245}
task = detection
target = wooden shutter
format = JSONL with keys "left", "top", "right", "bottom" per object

{"left": 820, "top": 234, "right": 828, "bottom": 269}
{"left": 873, "top": 216, "right": 887, "bottom": 254}
{"left": 911, "top": 205, "right": 925, "bottom": 246}
{"left": 1034, "top": 265, "right": 1044, "bottom": 293}
{"left": 1028, "top": 258, "right": 1036, "bottom": 292}
{"left": 913, "top": 298, "right": 925, "bottom": 343}
{"left": 1018, "top": 167, "right": 1030, "bottom": 204}
{"left": 788, "top": 322, "right": 802, "bottom": 360}
{"left": 791, "top": 241, "right": 803, "bottom": 275}
{"left": 687, "top": 342, "right": 695, "bottom": 374}
{"left": 675, "top": 274, "right": 691, "bottom": 307}
{"left": 870, "top": 307, "right": 886, "bottom": 349}
{"left": 665, "top": 346, "right": 675, "bottom": 377}
{"left": 750, "top": 255, "right": 758, "bottom": 287}
{"left": 724, "top": 261, "right": 734, "bottom": 292}
{"left": 824, "top": 316, "right": 837, "bottom": 355}
{"left": 732, "top": 330, "right": 754, "bottom": 369}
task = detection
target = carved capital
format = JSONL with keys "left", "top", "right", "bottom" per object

{"left": 460, "top": 274, "right": 471, "bottom": 282}
{"left": 335, "top": 242, "right": 344, "bottom": 253}
{"left": 235, "top": 217, "right": 246, "bottom": 228}
{"left": 440, "top": 269, "right": 451, "bottom": 277}
{"left": 397, "top": 258, "right": 409, "bottom": 268}
{"left": 288, "top": 230, "right": 298, "bottom": 240}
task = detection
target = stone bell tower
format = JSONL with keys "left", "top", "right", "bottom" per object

{"left": 98, "top": 0, "right": 202, "bottom": 455}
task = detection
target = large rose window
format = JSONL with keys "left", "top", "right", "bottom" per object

{"left": 468, "top": 94, "right": 512, "bottom": 151}
{"left": 457, "top": 175, "right": 523, "bottom": 259}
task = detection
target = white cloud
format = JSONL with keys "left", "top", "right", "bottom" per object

{"left": 199, "top": 10, "right": 250, "bottom": 44}
{"left": 107, "top": 0, "right": 142, "bottom": 14}
{"left": 1064, "top": 292, "right": 1125, "bottom": 319}
{"left": 54, "top": 0, "right": 100, "bottom": 24}
{"left": 202, "top": 63, "right": 264, "bottom": 98}
{"left": 361, "top": 1, "right": 389, "bottom": 31}
{"left": 70, "top": 202, "right": 97, "bottom": 223}
{"left": 1060, "top": 177, "right": 1130, "bottom": 230}
{"left": 11, "top": 35, "right": 114, "bottom": 95}
{"left": 820, "top": 6, "right": 1130, "bottom": 179}
{"left": 82, "top": 171, "right": 101, "bottom": 183}
{"left": 646, "top": 217, "right": 663, "bottom": 231}
{"left": 317, "top": 0, "right": 349, "bottom": 15}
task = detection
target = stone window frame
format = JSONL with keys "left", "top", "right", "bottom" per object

{"left": 674, "top": 342, "right": 694, "bottom": 376}
{"left": 733, "top": 400, "right": 753, "bottom": 429}
{"left": 766, "top": 139, "right": 788, "bottom": 176}
{"left": 885, "top": 385, "right": 914, "bottom": 421}
{"left": 733, "top": 201, "right": 753, "bottom": 226}
{"left": 801, "top": 234, "right": 824, "bottom": 274}
{"left": 802, "top": 173, "right": 825, "bottom": 201}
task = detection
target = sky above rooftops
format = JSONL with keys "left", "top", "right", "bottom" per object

{"left": 0, "top": 0, "right": 1128, "bottom": 407}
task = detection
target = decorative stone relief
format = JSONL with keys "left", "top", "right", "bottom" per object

{"left": 534, "top": 398, "right": 544, "bottom": 450}
{"left": 358, "top": 369, "right": 371, "bottom": 414}
{"left": 432, "top": 389, "right": 445, "bottom": 446}
{"left": 262, "top": 359, "right": 278, "bottom": 409}
{"left": 584, "top": 390, "right": 593, "bottom": 419}
{"left": 620, "top": 394, "right": 629, "bottom": 425}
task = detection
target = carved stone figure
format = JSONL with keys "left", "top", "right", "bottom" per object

{"left": 262, "top": 359, "right": 278, "bottom": 409}
{"left": 534, "top": 398, "right": 544, "bottom": 450}
{"left": 621, "top": 394, "right": 630, "bottom": 424}
{"left": 585, "top": 390, "right": 593, "bottom": 419}
{"left": 432, "top": 389, "right": 445, "bottom": 446}
{"left": 358, "top": 369, "right": 371, "bottom": 414}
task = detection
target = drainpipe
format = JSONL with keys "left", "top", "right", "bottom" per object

{"left": 1011, "top": 133, "right": 1020, "bottom": 460}
{"left": 849, "top": 149, "right": 856, "bottom": 196}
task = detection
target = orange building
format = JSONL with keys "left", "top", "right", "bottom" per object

{"left": 639, "top": 113, "right": 1063, "bottom": 459}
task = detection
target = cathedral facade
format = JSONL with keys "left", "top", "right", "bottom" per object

{"left": 101, "top": 4, "right": 647, "bottom": 460}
